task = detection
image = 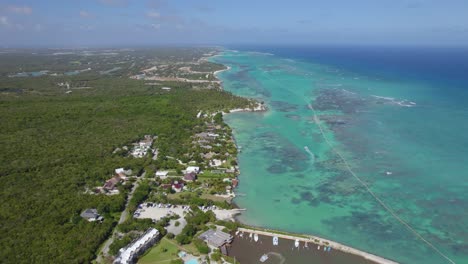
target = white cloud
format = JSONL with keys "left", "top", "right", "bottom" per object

{"left": 7, "top": 5, "right": 32, "bottom": 15}
{"left": 146, "top": 10, "right": 160, "bottom": 18}
{"left": 150, "top": 23, "right": 161, "bottom": 30}
{"left": 0, "top": 16, "right": 8, "bottom": 26}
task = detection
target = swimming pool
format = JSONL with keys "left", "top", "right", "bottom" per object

{"left": 185, "top": 259, "right": 198, "bottom": 264}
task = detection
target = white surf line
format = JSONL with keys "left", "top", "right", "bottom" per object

{"left": 305, "top": 101, "right": 456, "bottom": 264}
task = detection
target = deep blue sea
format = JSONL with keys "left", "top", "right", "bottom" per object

{"left": 212, "top": 45, "right": 468, "bottom": 264}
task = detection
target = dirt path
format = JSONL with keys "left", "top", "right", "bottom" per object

{"left": 95, "top": 177, "right": 142, "bottom": 263}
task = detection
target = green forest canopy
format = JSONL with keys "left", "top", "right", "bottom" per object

{"left": 0, "top": 48, "right": 249, "bottom": 263}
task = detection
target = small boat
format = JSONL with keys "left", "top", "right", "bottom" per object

{"left": 235, "top": 230, "right": 239, "bottom": 236}
{"left": 239, "top": 232, "right": 243, "bottom": 238}
{"left": 254, "top": 234, "right": 259, "bottom": 242}
{"left": 317, "top": 245, "right": 320, "bottom": 250}
{"left": 323, "top": 246, "right": 327, "bottom": 251}
{"left": 260, "top": 254, "right": 269, "bottom": 262}
{"left": 304, "top": 241, "right": 308, "bottom": 248}
{"left": 273, "top": 236, "right": 279, "bottom": 246}
{"left": 249, "top": 233, "right": 253, "bottom": 239}
{"left": 328, "top": 247, "right": 332, "bottom": 252}
{"left": 294, "top": 239, "right": 299, "bottom": 248}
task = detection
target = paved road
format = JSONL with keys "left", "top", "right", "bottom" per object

{"left": 95, "top": 176, "right": 142, "bottom": 263}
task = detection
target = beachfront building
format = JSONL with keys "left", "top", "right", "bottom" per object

{"left": 114, "top": 228, "right": 160, "bottom": 264}
{"left": 80, "top": 208, "right": 103, "bottom": 222}
{"left": 198, "top": 229, "right": 233, "bottom": 248}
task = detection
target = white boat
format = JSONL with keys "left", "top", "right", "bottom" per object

{"left": 249, "top": 233, "right": 253, "bottom": 239}
{"left": 235, "top": 230, "right": 239, "bottom": 236}
{"left": 305, "top": 241, "right": 308, "bottom": 248}
{"left": 273, "top": 236, "right": 279, "bottom": 246}
{"left": 254, "top": 234, "right": 259, "bottom": 242}
{"left": 240, "top": 232, "right": 243, "bottom": 238}
{"left": 317, "top": 245, "right": 320, "bottom": 250}
{"left": 294, "top": 239, "right": 300, "bottom": 248}
{"left": 260, "top": 254, "right": 269, "bottom": 262}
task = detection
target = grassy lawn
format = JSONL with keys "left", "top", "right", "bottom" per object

{"left": 200, "top": 193, "right": 231, "bottom": 202}
{"left": 167, "top": 192, "right": 186, "bottom": 200}
{"left": 198, "top": 171, "right": 229, "bottom": 178}
{"left": 138, "top": 238, "right": 179, "bottom": 264}
{"left": 180, "top": 242, "right": 199, "bottom": 256}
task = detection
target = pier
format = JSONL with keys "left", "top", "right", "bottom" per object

{"left": 237, "top": 227, "right": 399, "bottom": 264}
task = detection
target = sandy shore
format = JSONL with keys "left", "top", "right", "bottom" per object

{"left": 213, "top": 66, "right": 231, "bottom": 76}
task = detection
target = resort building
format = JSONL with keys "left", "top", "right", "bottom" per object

{"left": 114, "top": 228, "right": 160, "bottom": 264}
{"left": 198, "top": 229, "right": 233, "bottom": 248}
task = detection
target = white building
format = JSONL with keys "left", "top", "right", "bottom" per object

{"left": 185, "top": 166, "right": 200, "bottom": 174}
{"left": 114, "top": 228, "right": 160, "bottom": 264}
{"left": 155, "top": 171, "right": 169, "bottom": 177}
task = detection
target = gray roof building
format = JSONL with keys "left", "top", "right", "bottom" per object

{"left": 198, "top": 229, "right": 233, "bottom": 248}
{"left": 80, "top": 208, "right": 103, "bottom": 222}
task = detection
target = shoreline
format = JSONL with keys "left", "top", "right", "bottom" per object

{"left": 210, "top": 49, "right": 400, "bottom": 264}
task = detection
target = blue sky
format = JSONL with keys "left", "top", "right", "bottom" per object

{"left": 0, "top": 0, "right": 467, "bottom": 47}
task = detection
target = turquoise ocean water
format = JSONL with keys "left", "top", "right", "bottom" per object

{"left": 211, "top": 46, "right": 468, "bottom": 264}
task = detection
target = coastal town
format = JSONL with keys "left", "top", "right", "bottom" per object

{"left": 2, "top": 47, "right": 400, "bottom": 264}
{"left": 70, "top": 51, "right": 395, "bottom": 264}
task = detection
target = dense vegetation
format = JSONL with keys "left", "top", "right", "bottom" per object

{"left": 175, "top": 207, "right": 215, "bottom": 245}
{"left": 0, "top": 48, "right": 249, "bottom": 263}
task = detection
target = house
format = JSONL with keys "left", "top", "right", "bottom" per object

{"left": 210, "top": 159, "right": 223, "bottom": 167}
{"left": 186, "top": 166, "right": 200, "bottom": 174}
{"left": 172, "top": 181, "right": 184, "bottom": 193}
{"left": 155, "top": 171, "right": 169, "bottom": 177}
{"left": 80, "top": 208, "right": 103, "bottom": 222}
{"left": 207, "top": 133, "right": 220, "bottom": 138}
{"left": 103, "top": 174, "right": 122, "bottom": 191}
{"left": 231, "top": 179, "right": 239, "bottom": 188}
{"left": 198, "top": 229, "right": 233, "bottom": 248}
{"left": 184, "top": 172, "right": 197, "bottom": 182}
{"left": 201, "top": 152, "right": 214, "bottom": 159}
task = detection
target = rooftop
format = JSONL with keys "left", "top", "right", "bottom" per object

{"left": 198, "top": 229, "right": 233, "bottom": 248}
